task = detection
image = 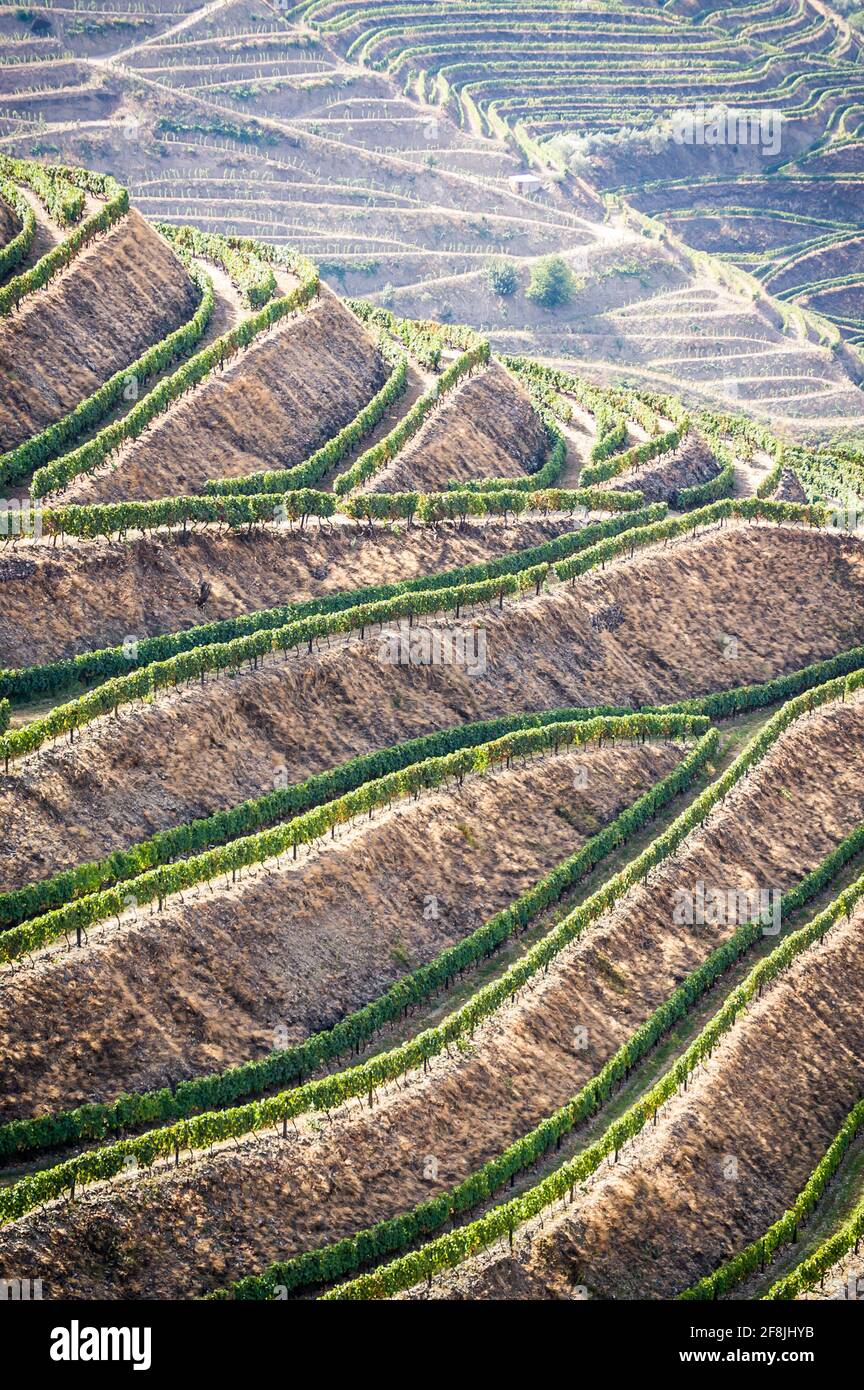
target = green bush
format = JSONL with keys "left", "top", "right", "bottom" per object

{"left": 525, "top": 255, "right": 579, "bottom": 308}
{"left": 485, "top": 257, "right": 518, "bottom": 296}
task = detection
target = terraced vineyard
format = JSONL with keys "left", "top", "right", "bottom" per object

{"left": 2, "top": 16, "right": 864, "bottom": 1337}
{"left": 4, "top": 0, "right": 864, "bottom": 438}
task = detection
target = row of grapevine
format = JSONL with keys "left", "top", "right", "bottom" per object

{"left": 157, "top": 223, "right": 277, "bottom": 309}
{"left": 324, "top": 807, "right": 864, "bottom": 1300}
{"left": 503, "top": 356, "right": 670, "bottom": 437}
{"left": 1, "top": 263, "right": 215, "bottom": 489}
{"left": 9, "top": 659, "right": 860, "bottom": 1234}
{"left": 0, "top": 505, "right": 665, "bottom": 703}
{"left": 0, "top": 179, "right": 35, "bottom": 279}
{"left": 11, "top": 160, "right": 84, "bottom": 227}
{"left": 15, "top": 478, "right": 642, "bottom": 547}
{"left": 0, "top": 719, "right": 712, "bottom": 1202}
{"left": 580, "top": 425, "right": 688, "bottom": 488}
{"left": 452, "top": 396, "right": 567, "bottom": 496}
{"left": 218, "top": 818, "right": 864, "bottom": 1300}
{"left": 0, "top": 718, "right": 710, "bottom": 1161}
{"left": 765, "top": 1192, "right": 864, "bottom": 1299}
{"left": 10, "top": 619, "right": 864, "bottom": 945}
{"left": 0, "top": 499, "right": 828, "bottom": 768}
{"left": 681, "top": 1094, "right": 864, "bottom": 1300}
{"left": 0, "top": 159, "right": 128, "bottom": 316}
{"left": 6, "top": 623, "right": 864, "bottom": 940}
{"left": 29, "top": 248, "right": 319, "bottom": 498}
{"left": 348, "top": 299, "right": 444, "bottom": 370}
{"left": 13, "top": 630, "right": 864, "bottom": 1164}
{"left": 589, "top": 402, "right": 628, "bottom": 463}
{"left": 6, "top": 656, "right": 864, "bottom": 1223}
{"left": 0, "top": 712, "right": 706, "bottom": 970}
{"left": 0, "top": 699, "right": 647, "bottom": 932}
{"left": 508, "top": 358, "right": 778, "bottom": 502}
{"left": 677, "top": 454, "right": 736, "bottom": 509}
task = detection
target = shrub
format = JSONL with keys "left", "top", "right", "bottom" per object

{"left": 525, "top": 255, "right": 579, "bottom": 308}
{"left": 485, "top": 257, "right": 518, "bottom": 297}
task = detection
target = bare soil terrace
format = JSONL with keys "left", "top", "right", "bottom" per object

{"left": 53, "top": 289, "right": 387, "bottom": 503}
{"left": 615, "top": 433, "right": 721, "bottom": 506}
{"left": 420, "top": 896, "right": 864, "bottom": 1300}
{"left": 0, "top": 209, "right": 199, "bottom": 452}
{"left": 2, "top": 524, "right": 864, "bottom": 895}
{"left": 0, "top": 515, "right": 583, "bottom": 670}
{"left": 2, "top": 690, "right": 862, "bottom": 1298}
{"left": 363, "top": 360, "right": 547, "bottom": 495}
{"left": 0, "top": 742, "right": 674, "bottom": 1121}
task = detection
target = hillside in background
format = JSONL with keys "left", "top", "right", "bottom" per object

{"left": 3, "top": 0, "right": 864, "bottom": 433}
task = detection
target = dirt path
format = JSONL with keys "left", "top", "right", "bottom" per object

{"left": 1, "top": 695, "right": 862, "bottom": 1297}
{"left": 551, "top": 400, "right": 596, "bottom": 489}
{"left": 731, "top": 450, "right": 776, "bottom": 499}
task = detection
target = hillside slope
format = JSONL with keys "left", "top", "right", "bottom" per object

{"left": 53, "top": 288, "right": 386, "bottom": 503}
{"left": 0, "top": 208, "right": 198, "bottom": 450}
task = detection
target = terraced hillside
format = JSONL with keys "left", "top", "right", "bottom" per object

{"left": 4, "top": 1, "right": 864, "bottom": 434}
{"left": 2, "top": 142, "right": 864, "bottom": 1322}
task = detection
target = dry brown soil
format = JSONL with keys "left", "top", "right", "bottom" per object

{"left": 0, "top": 742, "right": 673, "bottom": 1120}
{"left": 55, "top": 291, "right": 386, "bottom": 503}
{"left": 0, "top": 691, "right": 862, "bottom": 1298}
{"left": 2, "top": 525, "right": 864, "bottom": 894}
{"left": 0, "top": 210, "right": 198, "bottom": 451}
{"left": 364, "top": 361, "right": 547, "bottom": 494}
{"left": 421, "top": 897, "right": 864, "bottom": 1300}
{"left": 0, "top": 515, "right": 582, "bottom": 669}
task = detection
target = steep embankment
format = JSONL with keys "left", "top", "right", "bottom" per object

{"left": 421, "top": 899, "right": 864, "bottom": 1300}
{"left": 616, "top": 433, "right": 721, "bottom": 505}
{"left": 54, "top": 291, "right": 387, "bottom": 504}
{"left": 363, "top": 360, "right": 548, "bottom": 494}
{"left": 2, "top": 525, "right": 864, "bottom": 894}
{"left": 0, "top": 209, "right": 198, "bottom": 451}
{"left": 0, "top": 516, "right": 583, "bottom": 670}
{"left": 0, "top": 743, "right": 675, "bottom": 1120}
{"left": 2, "top": 695, "right": 863, "bottom": 1298}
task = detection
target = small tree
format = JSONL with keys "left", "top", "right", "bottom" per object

{"left": 485, "top": 257, "right": 518, "bottom": 297}
{"left": 525, "top": 255, "right": 578, "bottom": 308}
